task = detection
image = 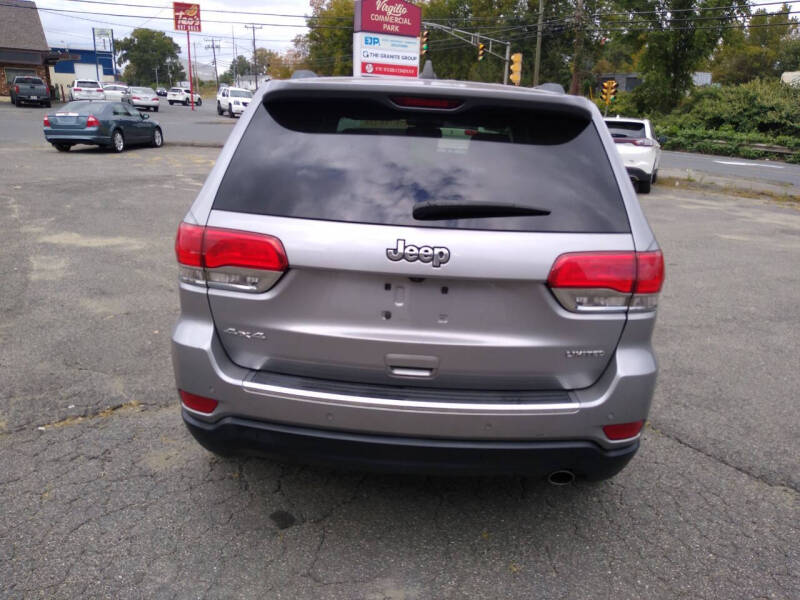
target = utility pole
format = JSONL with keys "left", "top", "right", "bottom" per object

{"left": 533, "top": 0, "right": 545, "bottom": 86}
{"left": 569, "top": 0, "right": 584, "bottom": 95}
{"left": 244, "top": 24, "right": 262, "bottom": 89}
{"left": 231, "top": 26, "right": 237, "bottom": 86}
{"left": 154, "top": 65, "right": 159, "bottom": 88}
{"left": 205, "top": 39, "right": 220, "bottom": 88}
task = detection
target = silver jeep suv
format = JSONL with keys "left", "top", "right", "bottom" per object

{"left": 172, "top": 77, "right": 663, "bottom": 481}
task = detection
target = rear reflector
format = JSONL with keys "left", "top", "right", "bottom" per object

{"left": 179, "top": 390, "right": 218, "bottom": 414}
{"left": 86, "top": 115, "right": 100, "bottom": 127}
{"left": 391, "top": 96, "right": 462, "bottom": 109}
{"left": 547, "top": 251, "right": 664, "bottom": 313}
{"left": 603, "top": 420, "right": 644, "bottom": 440}
{"left": 175, "top": 222, "right": 288, "bottom": 293}
{"left": 43, "top": 115, "right": 50, "bottom": 127}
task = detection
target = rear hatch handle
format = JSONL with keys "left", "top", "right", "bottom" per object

{"left": 385, "top": 354, "right": 439, "bottom": 379}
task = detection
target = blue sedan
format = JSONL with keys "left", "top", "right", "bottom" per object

{"left": 43, "top": 100, "right": 164, "bottom": 152}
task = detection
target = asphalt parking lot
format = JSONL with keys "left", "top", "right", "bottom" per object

{"left": 0, "top": 108, "right": 798, "bottom": 599}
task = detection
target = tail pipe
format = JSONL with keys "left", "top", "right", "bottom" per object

{"left": 547, "top": 470, "right": 575, "bottom": 486}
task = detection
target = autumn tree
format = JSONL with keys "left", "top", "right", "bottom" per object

{"left": 116, "top": 28, "right": 185, "bottom": 86}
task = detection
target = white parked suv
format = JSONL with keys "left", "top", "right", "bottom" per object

{"left": 69, "top": 79, "right": 105, "bottom": 101}
{"left": 605, "top": 117, "right": 662, "bottom": 193}
{"left": 216, "top": 86, "right": 253, "bottom": 117}
{"left": 167, "top": 87, "right": 202, "bottom": 106}
{"left": 101, "top": 83, "right": 129, "bottom": 101}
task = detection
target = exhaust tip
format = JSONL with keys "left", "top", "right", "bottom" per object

{"left": 547, "top": 470, "right": 575, "bottom": 486}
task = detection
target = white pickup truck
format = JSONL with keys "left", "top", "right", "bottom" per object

{"left": 166, "top": 87, "right": 202, "bottom": 106}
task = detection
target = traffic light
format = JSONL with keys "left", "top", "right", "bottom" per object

{"left": 509, "top": 52, "right": 522, "bottom": 86}
{"left": 477, "top": 43, "right": 485, "bottom": 61}
{"left": 601, "top": 79, "right": 618, "bottom": 105}
{"left": 420, "top": 30, "right": 429, "bottom": 57}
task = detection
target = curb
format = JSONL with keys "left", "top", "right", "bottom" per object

{"left": 163, "top": 141, "right": 224, "bottom": 149}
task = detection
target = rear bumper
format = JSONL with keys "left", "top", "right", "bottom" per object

{"left": 172, "top": 284, "right": 658, "bottom": 454}
{"left": 16, "top": 95, "right": 49, "bottom": 103}
{"left": 44, "top": 131, "right": 110, "bottom": 146}
{"left": 183, "top": 409, "right": 639, "bottom": 478}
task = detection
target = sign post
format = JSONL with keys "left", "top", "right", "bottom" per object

{"left": 173, "top": 2, "right": 201, "bottom": 110}
{"left": 353, "top": 0, "right": 421, "bottom": 79}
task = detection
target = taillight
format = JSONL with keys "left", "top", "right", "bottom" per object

{"left": 179, "top": 390, "right": 218, "bottom": 414}
{"left": 14, "top": 85, "right": 19, "bottom": 93}
{"left": 96, "top": 88, "right": 103, "bottom": 92}
{"left": 614, "top": 138, "right": 655, "bottom": 146}
{"left": 547, "top": 251, "right": 664, "bottom": 312}
{"left": 43, "top": 115, "right": 50, "bottom": 127}
{"left": 151, "top": 97, "right": 158, "bottom": 101}
{"left": 391, "top": 96, "right": 462, "bottom": 109}
{"left": 175, "top": 222, "right": 288, "bottom": 293}
{"left": 132, "top": 96, "right": 141, "bottom": 100}
{"left": 74, "top": 87, "right": 82, "bottom": 91}
{"left": 603, "top": 420, "right": 644, "bottom": 440}
{"left": 85, "top": 115, "right": 99, "bottom": 127}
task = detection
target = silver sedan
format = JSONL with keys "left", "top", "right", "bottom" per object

{"left": 128, "top": 87, "right": 160, "bottom": 112}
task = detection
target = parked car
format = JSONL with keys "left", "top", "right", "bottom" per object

{"left": 102, "top": 83, "right": 129, "bottom": 102}
{"left": 167, "top": 87, "right": 202, "bottom": 106}
{"left": 604, "top": 116, "right": 662, "bottom": 194}
{"left": 9, "top": 75, "right": 50, "bottom": 107}
{"left": 216, "top": 86, "right": 252, "bottom": 117}
{"left": 128, "top": 86, "right": 160, "bottom": 111}
{"left": 171, "top": 78, "right": 665, "bottom": 482}
{"left": 68, "top": 79, "right": 105, "bottom": 101}
{"left": 156, "top": 87, "right": 168, "bottom": 97}
{"left": 43, "top": 100, "right": 163, "bottom": 153}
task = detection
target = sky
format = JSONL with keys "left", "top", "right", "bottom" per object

{"left": 37, "top": 0, "right": 316, "bottom": 70}
{"left": 31, "top": 0, "right": 800, "bottom": 72}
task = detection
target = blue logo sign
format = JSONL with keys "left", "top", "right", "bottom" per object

{"left": 365, "top": 36, "right": 380, "bottom": 46}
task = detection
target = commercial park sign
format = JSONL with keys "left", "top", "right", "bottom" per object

{"left": 354, "top": 0, "right": 421, "bottom": 37}
{"left": 353, "top": 0, "right": 421, "bottom": 79}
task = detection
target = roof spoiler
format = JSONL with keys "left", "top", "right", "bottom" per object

{"left": 534, "top": 83, "right": 565, "bottom": 94}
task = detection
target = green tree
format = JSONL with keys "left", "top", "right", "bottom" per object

{"left": 608, "top": 0, "right": 748, "bottom": 113}
{"left": 115, "top": 28, "right": 185, "bottom": 86}
{"left": 711, "top": 5, "right": 799, "bottom": 84}
{"left": 303, "top": 0, "right": 355, "bottom": 75}
{"left": 220, "top": 55, "right": 252, "bottom": 84}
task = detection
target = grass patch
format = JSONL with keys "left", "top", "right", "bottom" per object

{"left": 657, "top": 176, "right": 800, "bottom": 206}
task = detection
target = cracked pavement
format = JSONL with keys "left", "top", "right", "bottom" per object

{"left": 1, "top": 132, "right": 798, "bottom": 598}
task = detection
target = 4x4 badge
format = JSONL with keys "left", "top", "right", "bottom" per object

{"left": 386, "top": 239, "right": 450, "bottom": 268}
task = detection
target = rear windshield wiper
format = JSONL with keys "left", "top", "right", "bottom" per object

{"left": 412, "top": 201, "right": 551, "bottom": 221}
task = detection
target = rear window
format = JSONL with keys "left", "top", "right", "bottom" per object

{"left": 15, "top": 77, "right": 43, "bottom": 84}
{"left": 59, "top": 101, "right": 102, "bottom": 113}
{"left": 606, "top": 121, "right": 646, "bottom": 139}
{"left": 230, "top": 90, "right": 252, "bottom": 98}
{"left": 213, "top": 96, "right": 629, "bottom": 233}
{"left": 76, "top": 81, "right": 99, "bottom": 87}
{"left": 170, "top": 88, "right": 182, "bottom": 93}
